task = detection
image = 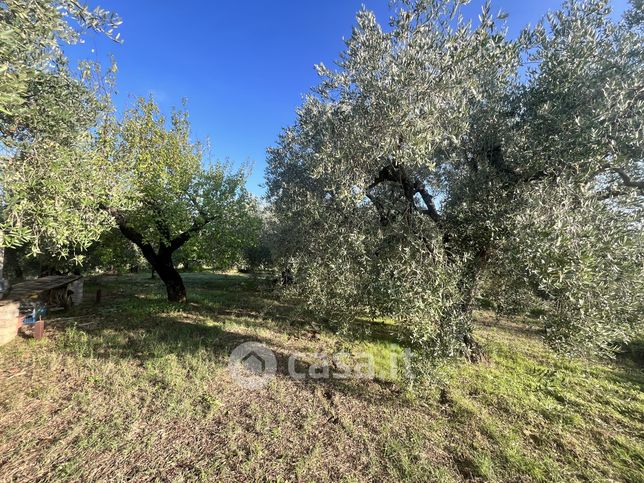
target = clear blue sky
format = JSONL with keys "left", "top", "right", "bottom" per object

{"left": 71, "top": 0, "right": 630, "bottom": 195}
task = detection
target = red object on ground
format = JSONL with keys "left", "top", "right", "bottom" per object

{"left": 33, "top": 319, "right": 45, "bottom": 339}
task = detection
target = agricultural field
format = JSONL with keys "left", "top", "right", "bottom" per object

{"left": 1, "top": 273, "right": 642, "bottom": 482}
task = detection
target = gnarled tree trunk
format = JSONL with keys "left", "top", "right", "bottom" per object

{"left": 151, "top": 255, "right": 187, "bottom": 303}
{"left": 106, "top": 208, "right": 209, "bottom": 303}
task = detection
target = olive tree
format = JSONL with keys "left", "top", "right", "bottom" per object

{"left": 266, "top": 0, "right": 643, "bottom": 363}
{"left": 99, "top": 98, "right": 258, "bottom": 302}
{"left": 1, "top": 0, "right": 121, "bottom": 268}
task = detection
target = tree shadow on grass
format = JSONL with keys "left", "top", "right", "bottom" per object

{"left": 57, "top": 294, "right": 408, "bottom": 407}
{"left": 83, "top": 272, "right": 405, "bottom": 348}
{"left": 70, "top": 273, "right": 644, "bottom": 404}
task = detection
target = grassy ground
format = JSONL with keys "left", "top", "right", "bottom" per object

{"left": 0, "top": 273, "right": 642, "bottom": 482}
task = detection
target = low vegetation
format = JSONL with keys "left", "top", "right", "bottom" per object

{"left": 0, "top": 273, "right": 641, "bottom": 481}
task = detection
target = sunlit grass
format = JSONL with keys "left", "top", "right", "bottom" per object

{"left": 0, "top": 272, "right": 642, "bottom": 481}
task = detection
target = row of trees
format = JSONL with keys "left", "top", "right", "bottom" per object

{"left": 0, "top": 0, "right": 260, "bottom": 301}
{"left": 266, "top": 0, "right": 643, "bottom": 361}
{"left": 1, "top": 0, "right": 642, "bottom": 365}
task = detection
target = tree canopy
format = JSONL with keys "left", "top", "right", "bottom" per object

{"left": 99, "top": 98, "right": 259, "bottom": 301}
{"left": 266, "top": 0, "right": 643, "bottom": 364}
{"left": 0, "top": 0, "right": 120, "bottom": 259}
{"left": 1, "top": 3, "right": 259, "bottom": 295}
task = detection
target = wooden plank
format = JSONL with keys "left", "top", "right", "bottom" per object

{"left": 2, "top": 275, "right": 83, "bottom": 302}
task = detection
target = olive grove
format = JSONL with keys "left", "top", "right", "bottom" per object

{"left": 266, "top": 0, "right": 643, "bottom": 364}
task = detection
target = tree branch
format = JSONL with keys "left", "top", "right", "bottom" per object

{"left": 367, "top": 162, "right": 442, "bottom": 224}
{"left": 102, "top": 205, "right": 158, "bottom": 263}
{"left": 166, "top": 216, "right": 214, "bottom": 253}
{"left": 413, "top": 181, "right": 441, "bottom": 223}
{"left": 611, "top": 167, "right": 644, "bottom": 191}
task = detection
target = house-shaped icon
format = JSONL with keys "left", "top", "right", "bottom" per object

{"left": 240, "top": 351, "right": 266, "bottom": 375}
